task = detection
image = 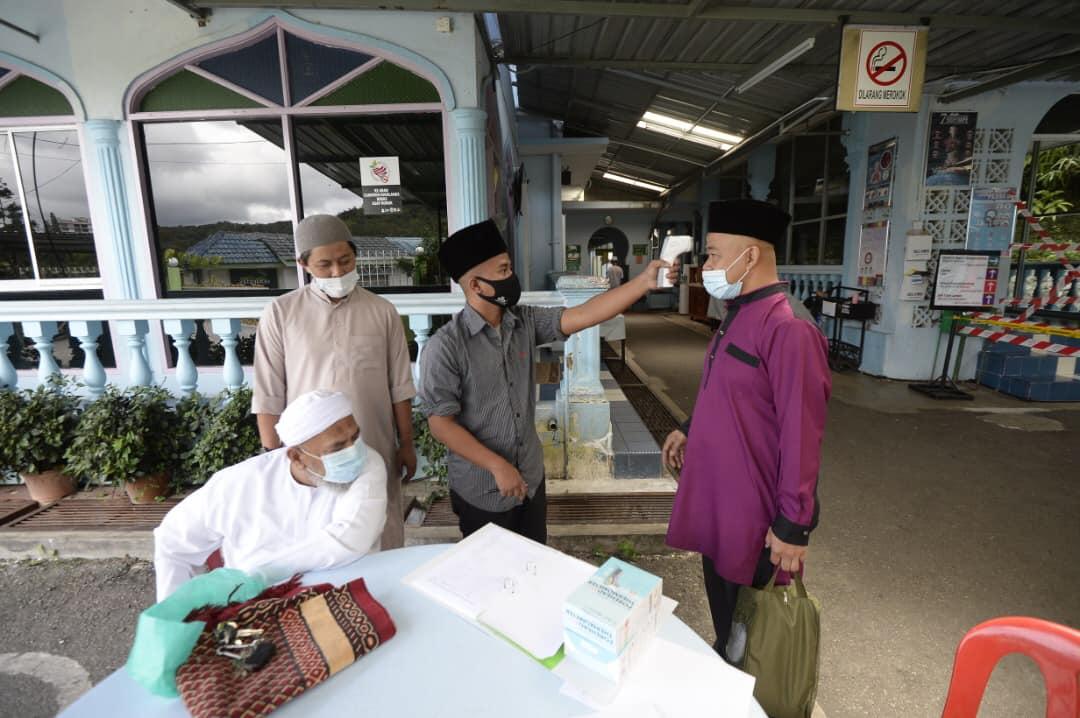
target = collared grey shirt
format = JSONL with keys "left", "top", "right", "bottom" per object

{"left": 418, "top": 304, "right": 567, "bottom": 512}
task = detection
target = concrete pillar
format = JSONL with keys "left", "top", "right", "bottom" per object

{"left": 449, "top": 108, "right": 488, "bottom": 232}
{"left": 82, "top": 120, "right": 139, "bottom": 300}
{"left": 746, "top": 144, "right": 777, "bottom": 201}
{"left": 556, "top": 275, "right": 612, "bottom": 481}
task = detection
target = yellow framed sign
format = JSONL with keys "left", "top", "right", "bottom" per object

{"left": 836, "top": 25, "right": 928, "bottom": 112}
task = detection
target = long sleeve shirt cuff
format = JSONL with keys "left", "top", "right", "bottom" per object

{"left": 772, "top": 512, "right": 813, "bottom": 546}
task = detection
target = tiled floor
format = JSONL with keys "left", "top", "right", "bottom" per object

{"left": 604, "top": 370, "right": 664, "bottom": 478}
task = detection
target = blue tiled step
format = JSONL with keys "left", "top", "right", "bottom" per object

{"left": 978, "top": 372, "right": 1080, "bottom": 401}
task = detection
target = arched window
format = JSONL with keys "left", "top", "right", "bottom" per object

{"left": 0, "top": 67, "right": 101, "bottom": 292}
{"left": 129, "top": 21, "right": 449, "bottom": 297}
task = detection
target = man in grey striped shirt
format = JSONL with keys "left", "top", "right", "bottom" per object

{"left": 419, "top": 219, "right": 677, "bottom": 543}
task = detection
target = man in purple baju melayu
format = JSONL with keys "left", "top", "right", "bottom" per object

{"left": 662, "top": 199, "right": 832, "bottom": 660}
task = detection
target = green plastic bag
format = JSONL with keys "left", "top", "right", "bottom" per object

{"left": 125, "top": 569, "right": 267, "bottom": 697}
{"left": 727, "top": 569, "right": 821, "bottom": 718}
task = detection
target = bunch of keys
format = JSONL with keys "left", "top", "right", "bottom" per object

{"left": 213, "top": 621, "right": 275, "bottom": 673}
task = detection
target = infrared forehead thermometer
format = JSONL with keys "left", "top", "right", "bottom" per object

{"left": 657, "top": 235, "right": 692, "bottom": 288}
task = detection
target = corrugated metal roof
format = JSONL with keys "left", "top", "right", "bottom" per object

{"left": 501, "top": 0, "right": 1080, "bottom": 192}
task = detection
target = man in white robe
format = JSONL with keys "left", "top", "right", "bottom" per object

{"left": 153, "top": 390, "right": 387, "bottom": 601}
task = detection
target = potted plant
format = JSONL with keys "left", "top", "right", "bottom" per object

{"left": 185, "top": 386, "right": 261, "bottom": 485}
{"left": 65, "top": 384, "right": 181, "bottom": 504}
{"left": 0, "top": 377, "right": 81, "bottom": 503}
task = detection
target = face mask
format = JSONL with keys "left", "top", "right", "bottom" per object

{"left": 476, "top": 273, "right": 522, "bottom": 308}
{"left": 301, "top": 438, "right": 367, "bottom": 484}
{"left": 312, "top": 269, "right": 359, "bottom": 299}
{"left": 702, "top": 248, "right": 752, "bottom": 301}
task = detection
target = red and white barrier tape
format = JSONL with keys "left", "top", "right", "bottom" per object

{"left": 1008, "top": 203, "right": 1080, "bottom": 321}
{"left": 958, "top": 325, "right": 1080, "bottom": 357}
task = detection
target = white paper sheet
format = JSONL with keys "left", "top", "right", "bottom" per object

{"left": 403, "top": 524, "right": 552, "bottom": 620}
{"left": 559, "top": 636, "right": 756, "bottom": 718}
{"left": 478, "top": 554, "right": 595, "bottom": 658}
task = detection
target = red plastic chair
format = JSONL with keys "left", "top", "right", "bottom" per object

{"left": 942, "top": 617, "right": 1080, "bottom": 718}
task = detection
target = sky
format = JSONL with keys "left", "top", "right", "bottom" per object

{"left": 144, "top": 120, "right": 361, "bottom": 226}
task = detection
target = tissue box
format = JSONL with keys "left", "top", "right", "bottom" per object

{"left": 564, "top": 622, "right": 657, "bottom": 683}
{"left": 563, "top": 557, "right": 662, "bottom": 656}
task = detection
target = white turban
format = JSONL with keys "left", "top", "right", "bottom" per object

{"left": 275, "top": 390, "right": 354, "bottom": 447}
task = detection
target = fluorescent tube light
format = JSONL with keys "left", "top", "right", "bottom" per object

{"left": 637, "top": 120, "right": 730, "bottom": 149}
{"left": 637, "top": 110, "right": 743, "bottom": 149}
{"left": 735, "top": 36, "right": 816, "bottom": 94}
{"left": 602, "top": 172, "right": 667, "bottom": 193}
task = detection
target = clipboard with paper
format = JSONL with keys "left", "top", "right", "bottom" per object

{"left": 401, "top": 523, "right": 595, "bottom": 663}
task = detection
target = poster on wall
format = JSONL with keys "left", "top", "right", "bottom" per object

{"left": 967, "top": 187, "right": 1018, "bottom": 252}
{"left": 632, "top": 243, "right": 649, "bottom": 264}
{"left": 565, "top": 245, "right": 581, "bottom": 271}
{"left": 359, "top": 156, "right": 403, "bottom": 215}
{"left": 925, "top": 112, "right": 977, "bottom": 187}
{"left": 931, "top": 250, "right": 1002, "bottom": 310}
{"left": 857, "top": 221, "right": 890, "bottom": 289}
{"left": 864, "top": 137, "right": 898, "bottom": 210}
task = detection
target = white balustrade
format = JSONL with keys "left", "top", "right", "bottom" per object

{"left": 162, "top": 319, "right": 198, "bottom": 396}
{"left": 0, "top": 322, "right": 16, "bottom": 388}
{"left": 0, "top": 291, "right": 565, "bottom": 398}
{"left": 23, "top": 321, "right": 61, "bottom": 383}
{"left": 69, "top": 320, "right": 107, "bottom": 398}
{"left": 210, "top": 318, "right": 244, "bottom": 392}
{"left": 779, "top": 267, "right": 843, "bottom": 301}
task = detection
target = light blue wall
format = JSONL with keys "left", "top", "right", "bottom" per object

{"left": 842, "top": 82, "right": 1078, "bottom": 380}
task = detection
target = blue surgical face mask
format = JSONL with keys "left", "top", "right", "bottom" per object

{"left": 301, "top": 438, "right": 367, "bottom": 484}
{"left": 702, "top": 248, "right": 752, "bottom": 300}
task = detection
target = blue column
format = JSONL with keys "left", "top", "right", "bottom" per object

{"left": 746, "top": 144, "right": 777, "bottom": 201}
{"left": 83, "top": 120, "right": 139, "bottom": 300}
{"left": 556, "top": 275, "right": 612, "bottom": 480}
{"left": 450, "top": 108, "right": 488, "bottom": 231}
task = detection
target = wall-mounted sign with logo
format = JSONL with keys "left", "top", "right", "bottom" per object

{"left": 359, "top": 156, "right": 403, "bottom": 215}
{"left": 864, "top": 137, "right": 898, "bottom": 210}
{"left": 566, "top": 244, "right": 581, "bottom": 271}
{"left": 836, "top": 26, "right": 928, "bottom": 113}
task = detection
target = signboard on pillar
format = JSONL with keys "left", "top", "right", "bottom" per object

{"left": 864, "top": 137, "right": 898, "bottom": 210}
{"left": 566, "top": 245, "right": 581, "bottom": 272}
{"left": 857, "top": 221, "right": 890, "bottom": 299}
{"left": 931, "top": 250, "right": 1002, "bottom": 311}
{"left": 836, "top": 26, "right": 928, "bottom": 112}
{"left": 359, "top": 156, "right": 402, "bottom": 215}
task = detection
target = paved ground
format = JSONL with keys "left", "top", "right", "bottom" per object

{"left": 0, "top": 558, "right": 154, "bottom": 717}
{"left": 621, "top": 312, "right": 1080, "bottom": 718}
{"left": 1, "top": 312, "right": 1077, "bottom": 717}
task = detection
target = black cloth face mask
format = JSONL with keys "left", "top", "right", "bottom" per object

{"left": 475, "top": 273, "right": 522, "bottom": 308}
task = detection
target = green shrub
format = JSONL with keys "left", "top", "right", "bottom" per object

{"left": 65, "top": 385, "right": 180, "bottom": 485}
{"left": 185, "top": 386, "right": 261, "bottom": 485}
{"left": 0, "top": 376, "right": 81, "bottom": 475}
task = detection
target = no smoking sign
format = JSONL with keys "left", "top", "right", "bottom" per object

{"left": 865, "top": 41, "right": 907, "bottom": 86}
{"left": 837, "top": 26, "right": 926, "bottom": 112}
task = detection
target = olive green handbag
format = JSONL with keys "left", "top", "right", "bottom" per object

{"left": 726, "top": 568, "right": 821, "bottom": 718}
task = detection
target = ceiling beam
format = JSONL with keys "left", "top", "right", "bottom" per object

{"left": 939, "top": 50, "right": 1080, "bottom": 103}
{"left": 161, "top": 0, "right": 212, "bottom": 25}
{"left": 604, "top": 138, "right": 708, "bottom": 167}
{"left": 192, "top": 1, "right": 1080, "bottom": 35}
{"left": 504, "top": 57, "right": 836, "bottom": 72}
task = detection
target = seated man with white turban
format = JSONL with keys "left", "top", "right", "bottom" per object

{"left": 153, "top": 390, "right": 387, "bottom": 601}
